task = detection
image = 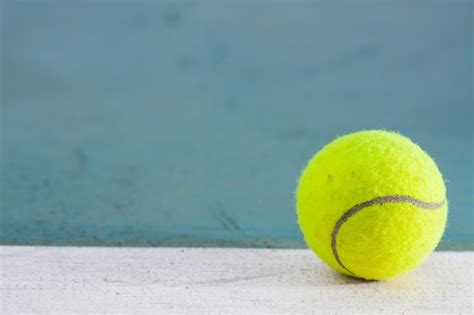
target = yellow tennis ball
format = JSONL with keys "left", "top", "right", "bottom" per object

{"left": 296, "top": 130, "right": 448, "bottom": 280}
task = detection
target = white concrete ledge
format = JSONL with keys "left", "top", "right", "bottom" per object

{"left": 0, "top": 246, "right": 472, "bottom": 314}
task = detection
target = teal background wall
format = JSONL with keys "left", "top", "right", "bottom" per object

{"left": 1, "top": 1, "right": 472, "bottom": 249}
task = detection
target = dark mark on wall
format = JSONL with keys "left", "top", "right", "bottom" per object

{"left": 74, "top": 148, "right": 88, "bottom": 173}
{"left": 213, "top": 204, "right": 240, "bottom": 231}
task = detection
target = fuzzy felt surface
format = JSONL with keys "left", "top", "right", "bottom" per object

{"left": 296, "top": 130, "right": 447, "bottom": 280}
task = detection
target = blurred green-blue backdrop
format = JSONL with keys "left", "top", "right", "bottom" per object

{"left": 1, "top": 2, "right": 472, "bottom": 249}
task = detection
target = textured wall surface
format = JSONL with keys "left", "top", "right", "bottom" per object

{"left": 1, "top": 2, "right": 472, "bottom": 248}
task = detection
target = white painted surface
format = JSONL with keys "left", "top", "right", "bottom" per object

{"left": 0, "top": 246, "right": 472, "bottom": 314}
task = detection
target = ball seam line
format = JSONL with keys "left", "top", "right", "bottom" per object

{"left": 330, "top": 195, "right": 446, "bottom": 277}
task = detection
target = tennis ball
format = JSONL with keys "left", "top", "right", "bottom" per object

{"left": 296, "top": 130, "right": 447, "bottom": 280}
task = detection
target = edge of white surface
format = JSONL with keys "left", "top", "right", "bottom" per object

{"left": 1, "top": 246, "right": 472, "bottom": 314}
